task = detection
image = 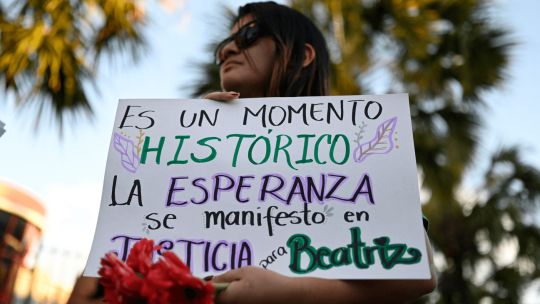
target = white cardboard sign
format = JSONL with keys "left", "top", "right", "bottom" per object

{"left": 85, "top": 94, "right": 430, "bottom": 279}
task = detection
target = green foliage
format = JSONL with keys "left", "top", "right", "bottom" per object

{"left": 0, "top": 0, "right": 146, "bottom": 130}
{"left": 285, "top": 1, "right": 538, "bottom": 303}
{"left": 187, "top": 42, "right": 223, "bottom": 98}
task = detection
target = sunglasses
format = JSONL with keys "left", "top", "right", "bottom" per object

{"left": 214, "top": 21, "right": 268, "bottom": 65}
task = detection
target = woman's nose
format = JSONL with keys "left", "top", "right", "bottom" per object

{"left": 219, "top": 39, "right": 240, "bottom": 63}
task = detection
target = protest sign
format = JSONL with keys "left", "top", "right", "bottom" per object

{"left": 84, "top": 94, "right": 430, "bottom": 279}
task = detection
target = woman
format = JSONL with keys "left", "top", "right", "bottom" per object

{"left": 206, "top": 2, "right": 436, "bottom": 303}
{"left": 206, "top": 1, "right": 328, "bottom": 100}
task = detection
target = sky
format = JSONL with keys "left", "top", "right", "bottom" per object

{"left": 0, "top": 0, "right": 539, "bottom": 298}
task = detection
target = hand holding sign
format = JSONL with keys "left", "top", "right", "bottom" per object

{"left": 204, "top": 91, "right": 240, "bottom": 101}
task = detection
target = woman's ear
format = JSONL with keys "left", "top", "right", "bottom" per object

{"left": 303, "top": 43, "right": 316, "bottom": 68}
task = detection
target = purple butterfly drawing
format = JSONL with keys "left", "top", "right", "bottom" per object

{"left": 353, "top": 117, "right": 398, "bottom": 164}
{"left": 113, "top": 132, "right": 140, "bottom": 173}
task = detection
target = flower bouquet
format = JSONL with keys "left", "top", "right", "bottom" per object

{"left": 99, "top": 239, "right": 227, "bottom": 304}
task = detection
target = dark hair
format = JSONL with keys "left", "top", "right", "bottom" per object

{"left": 234, "top": 1, "right": 330, "bottom": 97}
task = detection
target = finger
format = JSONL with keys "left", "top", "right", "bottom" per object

{"left": 214, "top": 282, "right": 234, "bottom": 304}
{"left": 215, "top": 281, "right": 252, "bottom": 304}
{"left": 204, "top": 91, "right": 240, "bottom": 101}
{"left": 212, "top": 268, "right": 243, "bottom": 283}
{"left": 203, "top": 275, "right": 214, "bottom": 281}
{"left": 213, "top": 270, "right": 243, "bottom": 304}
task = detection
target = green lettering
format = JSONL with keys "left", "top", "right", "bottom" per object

{"left": 273, "top": 134, "right": 298, "bottom": 170}
{"left": 140, "top": 136, "right": 165, "bottom": 165}
{"left": 317, "top": 247, "right": 332, "bottom": 270}
{"left": 191, "top": 136, "right": 221, "bottom": 163}
{"left": 226, "top": 134, "right": 256, "bottom": 167}
{"left": 286, "top": 234, "right": 318, "bottom": 274}
{"left": 329, "top": 134, "right": 350, "bottom": 165}
{"left": 248, "top": 135, "right": 270, "bottom": 165}
{"left": 295, "top": 134, "right": 315, "bottom": 164}
{"left": 330, "top": 247, "right": 351, "bottom": 266}
{"left": 314, "top": 134, "right": 331, "bottom": 164}
{"left": 167, "top": 135, "right": 190, "bottom": 165}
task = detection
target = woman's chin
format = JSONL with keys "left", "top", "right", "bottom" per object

{"left": 222, "top": 76, "right": 266, "bottom": 97}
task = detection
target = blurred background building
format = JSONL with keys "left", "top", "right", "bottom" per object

{"left": 0, "top": 182, "right": 72, "bottom": 304}
{"left": 0, "top": 181, "right": 45, "bottom": 302}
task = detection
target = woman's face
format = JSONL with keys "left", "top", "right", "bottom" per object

{"left": 219, "top": 15, "right": 277, "bottom": 98}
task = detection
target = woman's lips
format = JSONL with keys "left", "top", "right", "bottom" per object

{"left": 221, "top": 60, "right": 242, "bottom": 72}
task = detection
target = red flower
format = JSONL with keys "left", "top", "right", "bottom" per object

{"left": 99, "top": 252, "right": 146, "bottom": 304}
{"left": 142, "top": 251, "right": 214, "bottom": 304}
{"left": 99, "top": 239, "right": 217, "bottom": 304}
{"left": 126, "top": 238, "right": 158, "bottom": 276}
